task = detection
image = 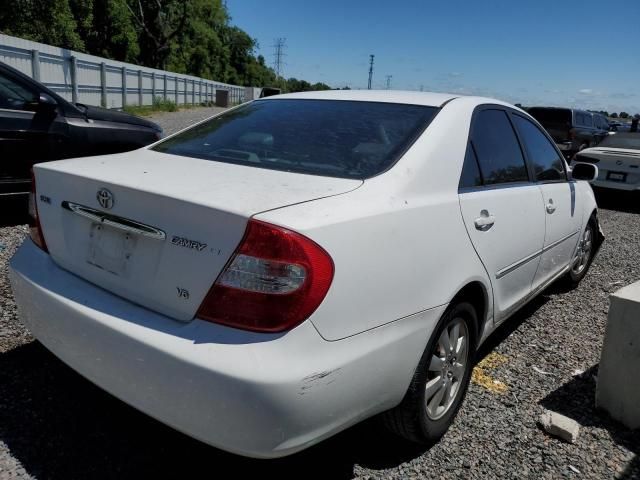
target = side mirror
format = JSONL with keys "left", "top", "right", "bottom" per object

{"left": 571, "top": 162, "right": 598, "bottom": 182}
{"left": 37, "top": 93, "right": 57, "bottom": 112}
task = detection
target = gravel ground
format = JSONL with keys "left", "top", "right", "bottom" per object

{"left": 0, "top": 109, "right": 638, "bottom": 478}
{"left": 148, "top": 105, "right": 227, "bottom": 135}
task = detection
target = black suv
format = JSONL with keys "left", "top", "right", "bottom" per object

{"left": 0, "top": 61, "right": 162, "bottom": 202}
{"left": 527, "top": 107, "right": 608, "bottom": 158}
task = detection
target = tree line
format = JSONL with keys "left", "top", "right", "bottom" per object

{"left": 0, "top": 0, "right": 331, "bottom": 92}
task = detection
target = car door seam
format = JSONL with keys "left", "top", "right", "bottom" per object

{"left": 495, "top": 229, "right": 579, "bottom": 280}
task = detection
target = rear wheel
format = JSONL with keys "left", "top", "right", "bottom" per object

{"left": 383, "top": 302, "right": 477, "bottom": 444}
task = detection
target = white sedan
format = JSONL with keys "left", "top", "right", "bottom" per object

{"left": 9, "top": 90, "right": 603, "bottom": 458}
{"left": 573, "top": 132, "right": 640, "bottom": 191}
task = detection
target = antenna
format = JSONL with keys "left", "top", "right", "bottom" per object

{"left": 272, "top": 38, "right": 287, "bottom": 79}
{"left": 367, "top": 55, "right": 375, "bottom": 90}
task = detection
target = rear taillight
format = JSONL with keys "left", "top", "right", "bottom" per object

{"left": 28, "top": 170, "right": 48, "bottom": 252}
{"left": 197, "top": 219, "right": 334, "bottom": 333}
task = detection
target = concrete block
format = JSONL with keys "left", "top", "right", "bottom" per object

{"left": 539, "top": 410, "right": 580, "bottom": 443}
{"left": 596, "top": 280, "right": 640, "bottom": 429}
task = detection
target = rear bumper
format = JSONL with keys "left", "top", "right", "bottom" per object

{"left": 9, "top": 240, "right": 441, "bottom": 458}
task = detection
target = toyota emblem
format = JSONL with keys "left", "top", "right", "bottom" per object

{"left": 97, "top": 188, "right": 114, "bottom": 210}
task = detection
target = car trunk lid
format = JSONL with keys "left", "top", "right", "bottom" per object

{"left": 34, "top": 149, "right": 362, "bottom": 321}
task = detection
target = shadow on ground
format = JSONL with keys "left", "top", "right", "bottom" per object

{"left": 0, "top": 273, "right": 577, "bottom": 478}
{"left": 593, "top": 188, "right": 640, "bottom": 215}
{"left": 0, "top": 342, "right": 427, "bottom": 479}
{"left": 540, "top": 365, "right": 640, "bottom": 479}
{"left": 0, "top": 196, "right": 29, "bottom": 228}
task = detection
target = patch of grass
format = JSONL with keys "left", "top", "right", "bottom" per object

{"left": 123, "top": 96, "right": 197, "bottom": 117}
{"left": 471, "top": 352, "right": 508, "bottom": 394}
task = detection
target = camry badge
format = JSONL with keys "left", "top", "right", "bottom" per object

{"left": 97, "top": 188, "right": 114, "bottom": 210}
{"left": 171, "top": 236, "right": 207, "bottom": 251}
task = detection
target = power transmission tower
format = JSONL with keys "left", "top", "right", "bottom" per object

{"left": 272, "top": 38, "right": 287, "bottom": 79}
{"left": 385, "top": 75, "right": 392, "bottom": 90}
{"left": 367, "top": 54, "right": 375, "bottom": 90}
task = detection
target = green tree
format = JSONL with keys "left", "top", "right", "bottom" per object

{"left": 125, "top": 0, "right": 189, "bottom": 69}
{"left": 620, "top": 112, "right": 629, "bottom": 119}
{"left": 0, "top": 0, "right": 85, "bottom": 51}
{"left": 72, "top": 0, "right": 139, "bottom": 62}
{"left": 0, "top": 0, "right": 324, "bottom": 89}
{"left": 610, "top": 113, "right": 618, "bottom": 118}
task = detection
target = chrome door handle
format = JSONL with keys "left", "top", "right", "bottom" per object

{"left": 546, "top": 199, "right": 556, "bottom": 214}
{"left": 474, "top": 210, "right": 495, "bottom": 231}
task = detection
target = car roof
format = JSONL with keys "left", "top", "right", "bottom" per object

{"left": 262, "top": 89, "right": 459, "bottom": 107}
{"left": 528, "top": 106, "right": 571, "bottom": 111}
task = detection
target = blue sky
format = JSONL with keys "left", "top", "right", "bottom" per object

{"left": 228, "top": 0, "right": 640, "bottom": 113}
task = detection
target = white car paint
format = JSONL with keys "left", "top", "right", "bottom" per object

{"left": 9, "top": 90, "right": 599, "bottom": 458}
{"left": 574, "top": 146, "right": 640, "bottom": 191}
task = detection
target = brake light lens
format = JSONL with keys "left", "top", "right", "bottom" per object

{"left": 28, "top": 170, "right": 48, "bottom": 252}
{"left": 197, "top": 219, "right": 334, "bottom": 332}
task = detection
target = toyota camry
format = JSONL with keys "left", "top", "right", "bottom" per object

{"left": 9, "top": 90, "right": 603, "bottom": 458}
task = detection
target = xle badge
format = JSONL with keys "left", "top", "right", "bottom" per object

{"left": 171, "top": 236, "right": 207, "bottom": 251}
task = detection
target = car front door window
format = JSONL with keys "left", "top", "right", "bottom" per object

{"left": 0, "top": 73, "right": 37, "bottom": 111}
{"left": 512, "top": 114, "right": 567, "bottom": 182}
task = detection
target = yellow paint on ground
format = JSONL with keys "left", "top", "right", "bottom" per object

{"left": 472, "top": 352, "right": 508, "bottom": 394}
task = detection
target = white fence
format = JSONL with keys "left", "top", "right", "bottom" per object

{"left": 0, "top": 34, "right": 246, "bottom": 109}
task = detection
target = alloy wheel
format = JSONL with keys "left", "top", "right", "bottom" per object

{"left": 425, "top": 317, "right": 469, "bottom": 420}
{"left": 572, "top": 224, "right": 593, "bottom": 276}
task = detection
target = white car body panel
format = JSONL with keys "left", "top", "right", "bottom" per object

{"left": 33, "top": 152, "right": 361, "bottom": 320}
{"left": 10, "top": 241, "right": 444, "bottom": 458}
{"left": 9, "top": 90, "right": 599, "bottom": 458}
{"left": 574, "top": 146, "right": 640, "bottom": 191}
{"left": 458, "top": 185, "right": 545, "bottom": 324}
{"left": 533, "top": 182, "right": 583, "bottom": 290}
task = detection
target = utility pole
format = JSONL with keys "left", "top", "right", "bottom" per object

{"left": 419, "top": 84, "right": 424, "bottom": 92}
{"left": 272, "top": 38, "right": 287, "bottom": 79}
{"left": 385, "top": 75, "right": 392, "bottom": 90}
{"left": 367, "top": 54, "right": 374, "bottom": 90}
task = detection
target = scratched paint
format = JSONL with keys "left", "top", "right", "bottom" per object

{"left": 298, "top": 368, "right": 342, "bottom": 396}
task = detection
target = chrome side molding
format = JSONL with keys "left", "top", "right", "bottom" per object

{"left": 61, "top": 201, "right": 166, "bottom": 241}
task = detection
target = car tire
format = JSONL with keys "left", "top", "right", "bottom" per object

{"left": 383, "top": 301, "right": 477, "bottom": 444}
{"left": 564, "top": 219, "right": 596, "bottom": 287}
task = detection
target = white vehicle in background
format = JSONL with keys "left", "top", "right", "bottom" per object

{"left": 573, "top": 133, "right": 640, "bottom": 191}
{"left": 9, "top": 90, "right": 603, "bottom": 458}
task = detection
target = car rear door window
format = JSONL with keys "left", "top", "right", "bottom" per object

{"left": 471, "top": 109, "right": 529, "bottom": 185}
{"left": 512, "top": 114, "right": 566, "bottom": 182}
{"left": 459, "top": 142, "right": 482, "bottom": 189}
{"left": 583, "top": 114, "right": 593, "bottom": 127}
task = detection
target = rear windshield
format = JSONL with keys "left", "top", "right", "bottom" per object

{"left": 598, "top": 133, "right": 640, "bottom": 150}
{"left": 152, "top": 99, "right": 438, "bottom": 179}
{"left": 528, "top": 108, "right": 571, "bottom": 126}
